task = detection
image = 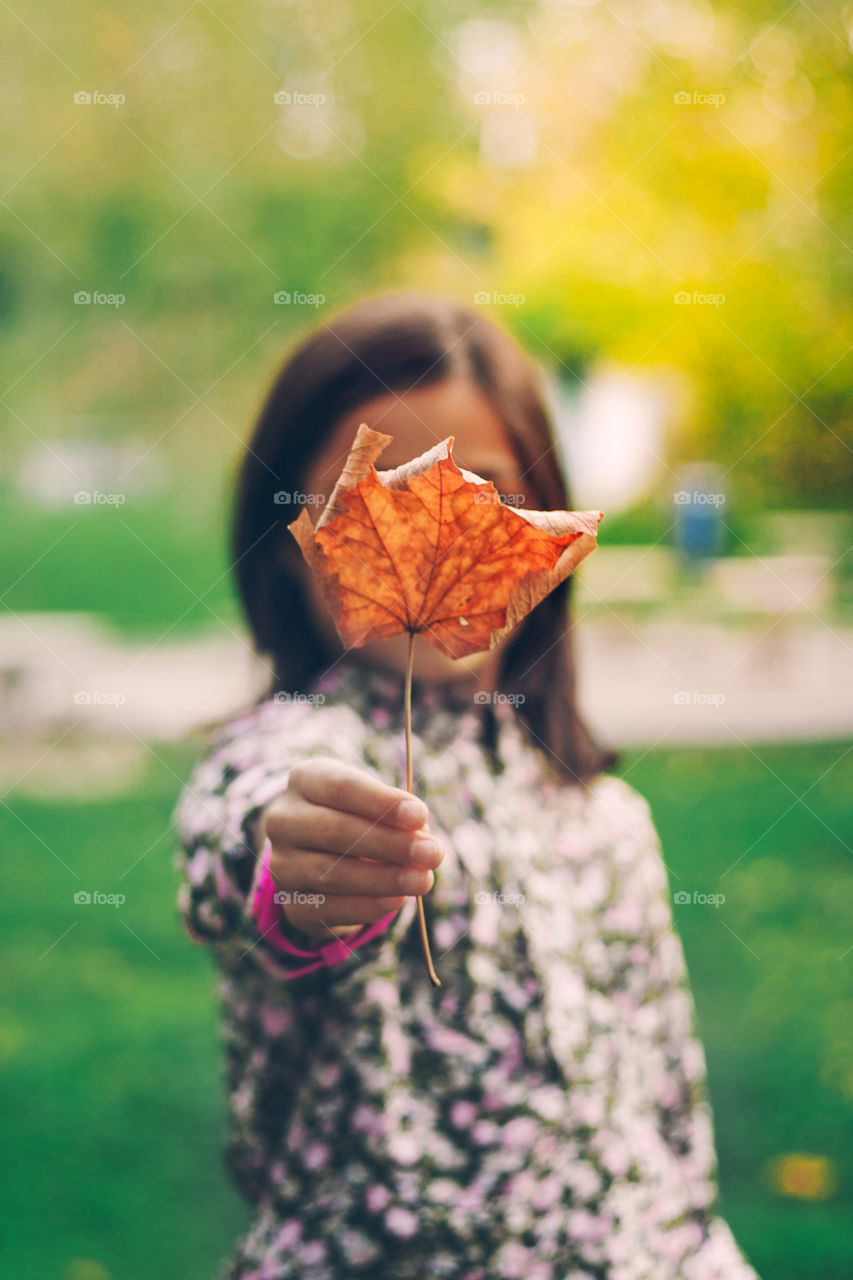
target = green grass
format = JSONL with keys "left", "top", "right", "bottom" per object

{"left": 0, "top": 738, "right": 850, "bottom": 1279}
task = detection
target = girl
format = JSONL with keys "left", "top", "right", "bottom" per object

{"left": 174, "top": 293, "right": 760, "bottom": 1280}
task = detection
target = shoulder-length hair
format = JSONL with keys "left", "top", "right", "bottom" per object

{"left": 232, "top": 292, "right": 617, "bottom": 786}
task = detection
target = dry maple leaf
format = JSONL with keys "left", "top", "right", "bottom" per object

{"left": 290, "top": 424, "right": 603, "bottom": 985}
{"left": 290, "top": 424, "right": 602, "bottom": 659}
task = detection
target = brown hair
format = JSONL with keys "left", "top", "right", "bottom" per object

{"left": 232, "top": 292, "right": 617, "bottom": 785}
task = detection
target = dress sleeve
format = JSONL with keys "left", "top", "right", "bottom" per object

{"left": 600, "top": 780, "right": 760, "bottom": 1280}
{"left": 172, "top": 703, "right": 398, "bottom": 982}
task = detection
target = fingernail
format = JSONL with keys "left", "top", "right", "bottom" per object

{"left": 396, "top": 798, "right": 428, "bottom": 828}
{"left": 399, "top": 868, "right": 434, "bottom": 895}
{"left": 410, "top": 838, "right": 442, "bottom": 868}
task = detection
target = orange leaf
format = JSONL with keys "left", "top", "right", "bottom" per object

{"left": 290, "top": 424, "right": 602, "bottom": 658}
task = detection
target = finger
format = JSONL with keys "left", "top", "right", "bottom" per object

{"left": 268, "top": 798, "right": 443, "bottom": 869}
{"left": 278, "top": 849, "right": 436, "bottom": 898}
{"left": 285, "top": 894, "right": 406, "bottom": 934}
{"left": 290, "top": 758, "right": 429, "bottom": 830}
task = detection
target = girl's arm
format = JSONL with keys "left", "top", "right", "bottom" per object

{"left": 173, "top": 722, "right": 442, "bottom": 982}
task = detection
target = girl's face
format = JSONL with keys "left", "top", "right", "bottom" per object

{"left": 299, "top": 377, "right": 537, "bottom": 684}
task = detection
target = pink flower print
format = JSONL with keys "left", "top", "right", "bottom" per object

{"left": 426, "top": 1023, "right": 481, "bottom": 1059}
{"left": 603, "top": 900, "right": 645, "bottom": 935}
{"left": 273, "top": 1219, "right": 301, "bottom": 1251}
{"left": 597, "top": 1133, "right": 630, "bottom": 1177}
{"left": 364, "top": 977, "right": 399, "bottom": 1008}
{"left": 427, "top": 1178, "right": 458, "bottom": 1204}
{"left": 366, "top": 1183, "right": 391, "bottom": 1212}
{"left": 260, "top": 1005, "right": 292, "bottom": 1036}
{"left": 187, "top": 847, "right": 211, "bottom": 885}
{"left": 303, "top": 1142, "right": 329, "bottom": 1170}
{"left": 501, "top": 1116, "right": 538, "bottom": 1150}
{"left": 565, "top": 1159, "right": 602, "bottom": 1202}
{"left": 385, "top": 1206, "right": 418, "bottom": 1238}
{"left": 567, "top": 1209, "right": 609, "bottom": 1244}
{"left": 352, "top": 1105, "right": 385, "bottom": 1136}
{"left": 213, "top": 859, "right": 233, "bottom": 902}
{"left": 682, "top": 1039, "right": 707, "bottom": 1081}
{"left": 531, "top": 1174, "right": 563, "bottom": 1211}
{"left": 450, "top": 1100, "right": 477, "bottom": 1128}
{"left": 471, "top": 1119, "right": 500, "bottom": 1146}
{"left": 456, "top": 1182, "right": 487, "bottom": 1213}
{"left": 494, "top": 1241, "right": 533, "bottom": 1277}
{"left": 297, "top": 1239, "right": 327, "bottom": 1265}
{"left": 528, "top": 1084, "right": 565, "bottom": 1121}
{"left": 316, "top": 1062, "right": 341, "bottom": 1089}
{"left": 388, "top": 1130, "right": 421, "bottom": 1165}
{"left": 285, "top": 1123, "right": 308, "bottom": 1151}
{"left": 339, "top": 1228, "right": 378, "bottom": 1265}
{"left": 572, "top": 1088, "right": 606, "bottom": 1129}
{"left": 554, "top": 834, "right": 591, "bottom": 862}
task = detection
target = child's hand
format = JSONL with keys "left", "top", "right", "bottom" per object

{"left": 259, "top": 758, "right": 444, "bottom": 940}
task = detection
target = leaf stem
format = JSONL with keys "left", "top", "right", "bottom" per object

{"left": 404, "top": 630, "right": 441, "bottom": 988}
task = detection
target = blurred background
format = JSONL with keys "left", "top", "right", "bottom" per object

{"left": 1, "top": 2, "right": 852, "bottom": 1278}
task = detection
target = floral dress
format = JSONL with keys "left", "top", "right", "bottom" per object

{"left": 173, "top": 655, "right": 760, "bottom": 1280}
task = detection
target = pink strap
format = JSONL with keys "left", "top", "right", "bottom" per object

{"left": 250, "top": 837, "right": 398, "bottom": 979}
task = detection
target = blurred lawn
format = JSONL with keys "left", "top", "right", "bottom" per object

{"left": 0, "top": 738, "right": 850, "bottom": 1280}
